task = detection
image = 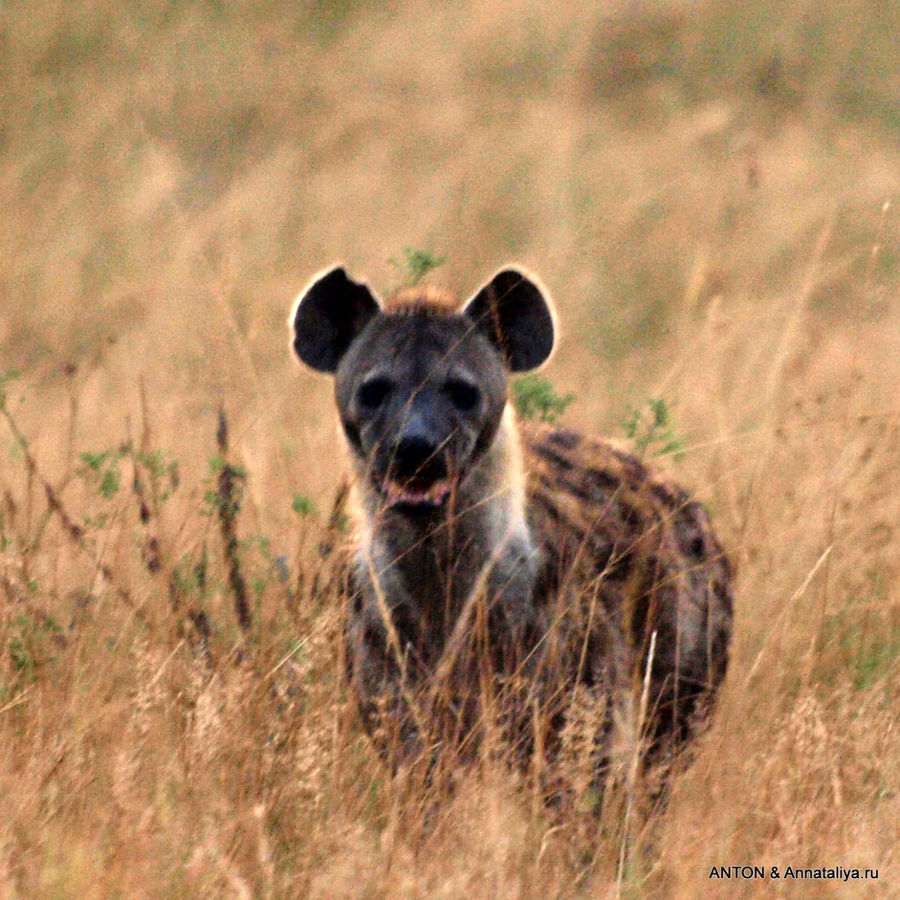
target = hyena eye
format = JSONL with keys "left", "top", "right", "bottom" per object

{"left": 444, "top": 378, "right": 480, "bottom": 412}
{"left": 356, "top": 376, "right": 393, "bottom": 410}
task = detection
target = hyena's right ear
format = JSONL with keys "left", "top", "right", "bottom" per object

{"left": 291, "top": 266, "right": 380, "bottom": 373}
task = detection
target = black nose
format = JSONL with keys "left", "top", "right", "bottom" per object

{"left": 392, "top": 435, "right": 445, "bottom": 482}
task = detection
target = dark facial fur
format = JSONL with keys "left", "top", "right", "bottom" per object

{"left": 334, "top": 309, "right": 508, "bottom": 515}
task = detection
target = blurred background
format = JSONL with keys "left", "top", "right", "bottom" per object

{"left": 1, "top": 2, "right": 898, "bottom": 896}
{"left": 3, "top": 0, "right": 897, "bottom": 505}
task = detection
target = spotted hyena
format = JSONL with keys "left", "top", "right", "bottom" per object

{"left": 291, "top": 266, "right": 732, "bottom": 790}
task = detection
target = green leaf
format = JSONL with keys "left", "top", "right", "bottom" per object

{"left": 512, "top": 374, "right": 575, "bottom": 424}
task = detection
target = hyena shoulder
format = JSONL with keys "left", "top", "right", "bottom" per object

{"left": 524, "top": 422, "right": 729, "bottom": 580}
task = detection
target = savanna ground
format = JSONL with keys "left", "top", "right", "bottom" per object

{"left": 1, "top": 1, "right": 898, "bottom": 897}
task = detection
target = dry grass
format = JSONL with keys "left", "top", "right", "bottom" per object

{"left": 1, "top": 1, "right": 898, "bottom": 896}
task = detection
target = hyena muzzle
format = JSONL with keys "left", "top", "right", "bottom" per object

{"left": 291, "top": 265, "right": 733, "bottom": 791}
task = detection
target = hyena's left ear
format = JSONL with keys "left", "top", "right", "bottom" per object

{"left": 462, "top": 268, "right": 556, "bottom": 372}
{"left": 291, "top": 266, "right": 381, "bottom": 373}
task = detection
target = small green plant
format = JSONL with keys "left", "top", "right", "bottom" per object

{"left": 388, "top": 247, "right": 447, "bottom": 287}
{"left": 74, "top": 443, "right": 180, "bottom": 532}
{"left": 621, "top": 397, "right": 686, "bottom": 460}
{"left": 512, "top": 373, "right": 575, "bottom": 424}
{"left": 6, "top": 611, "right": 63, "bottom": 687}
{"left": 77, "top": 449, "right": 123, "bottom": 499}
{"left": 133, "top": 447, "right": 180, "bottom": 504}
{"left": 291, "top": 493, "right": 319, "bottom": 518}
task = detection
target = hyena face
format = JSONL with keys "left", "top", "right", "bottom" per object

{"left": 336, "top": 312, "right": 507, "bottom": 512}
{"left": 292, "top": 266, "right": 555, "bottom": 515}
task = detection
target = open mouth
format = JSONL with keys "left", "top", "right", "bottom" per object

{"left": 381, "top": 476, "right": 454, "bottom": 511}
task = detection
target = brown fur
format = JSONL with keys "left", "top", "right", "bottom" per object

{"left": 523, "top": 424, "right": 732, "bottom": 745}
{"left": 382, "top": 285, "right": 459, "bottom": 313}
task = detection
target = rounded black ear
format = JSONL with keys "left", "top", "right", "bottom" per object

{"left": 291, "top": 267, "right": 380, "bottom": 373}
{"left": 462, "top": 268, "right": 556, "bottom": 372}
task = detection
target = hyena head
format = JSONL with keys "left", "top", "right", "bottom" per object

{"left": 291, "top": 266, "right": 555, "bottom": 517}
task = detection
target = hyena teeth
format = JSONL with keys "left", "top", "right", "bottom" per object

{"left": 383, "top": 477, "right": 452, "bottom": 507}
{"left": 290, "top": 263, "right": 733, "bottom": 795}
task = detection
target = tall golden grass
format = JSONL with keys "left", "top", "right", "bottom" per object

{"left": 1, "top": 1, "right": 897, "bottom": 896}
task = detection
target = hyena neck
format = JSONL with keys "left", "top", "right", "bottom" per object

{"left": 357, "top": 406, "right": 540, "bottom": 625}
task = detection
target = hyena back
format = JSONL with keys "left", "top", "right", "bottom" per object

{"left": 291, "top": 266, "right": 732, "bottom": 786}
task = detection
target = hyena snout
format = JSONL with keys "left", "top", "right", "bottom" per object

{"left": 392, "top": 434, "right": 446, "bottom": 479}
{"left": 381, "top": 411, "right": 455, "bottom": 510}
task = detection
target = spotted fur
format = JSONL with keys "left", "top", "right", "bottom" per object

{"left": 524, "top": 425, "right": 732, "bottom": 747}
